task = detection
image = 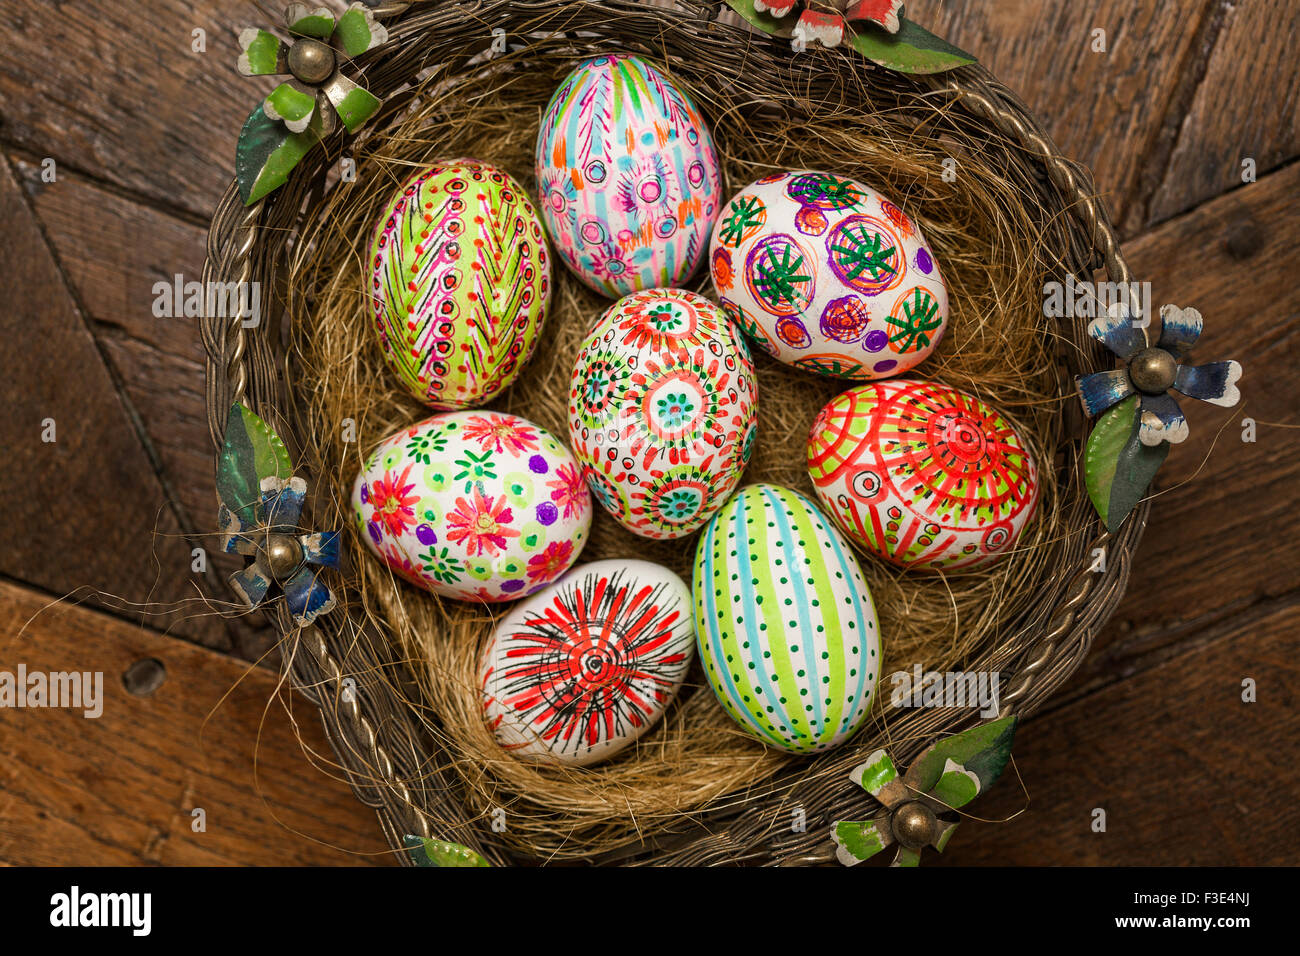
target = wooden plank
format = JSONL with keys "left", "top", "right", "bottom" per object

{"left": 17, "top": 157, "right": 215, "bottom": 529}
{"left": 1146, "top": 0, "right": 1300, "bottom": 227}
{"left": 932, "top": 592, "right": 1300, "bottom": 865}
{"left": 0, "top": 155, "right": 230, "bottom": 651}
{"left": 0, "top": 578, "right": 390, "bottom": 866}
{"left": 15, "top": 159, "right": 293, "bottom": 663}
{"left": 0, "top": 1, "right": 345, "bottom": 219}
{"left": 2, "top": 0, "right": 1211, "bottom": 232}
{"left": 1082, "top": 159, "right": 1300, "bottom": 669}
{"left": 930, "top": 0, "right": 1216, "bottom": 234}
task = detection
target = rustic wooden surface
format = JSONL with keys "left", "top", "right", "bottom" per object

{"left": 0, "top": 0, "right": 1296, "bottom": 866}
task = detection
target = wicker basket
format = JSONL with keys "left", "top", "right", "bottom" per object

{"left": 202, "top": 0, "right": 1146, "bottom": 865}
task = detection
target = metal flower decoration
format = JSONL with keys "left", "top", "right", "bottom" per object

{"left": 402, "top": 835, "right": 491, "bottom": 867}
{"left": 235, "top": 2, "right": 388, "bottom": 204}
{"left": 218, "top": 403, "right": 341, "bottom": 626}
{"left": 1076, "top": 304, "right": 1243, "bottom": 531}
{"left": 752, "top": 0, "right": 902, "bottom": 46}
{"left": 832, "top": 715, "right": 1017, "bottom": 867}
{"left": 723, "top": 0, "right": 974, "bottom": 72}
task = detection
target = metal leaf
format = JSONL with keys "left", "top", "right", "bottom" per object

{"left": 848, "top": 748, "right": 909, "bottom": 807}
{"left": 904, "top": 715, "right": 1019, "bottom": 797}
{"left": 301, "top": 531, "right": 342, "bottom": 569}
{"left": 928, "top": 758, "right": 982, "bottom": 810}
{"left": 1084, "top": 395, "right": 1169, "bottom": 532}
{"left": 286, "top": 3, "right": 335, "bottom": 39}
{"left": 236, "top": 103, "right": 324, "bottom": 205}
{"left": 264, "top": 80, "right": 317, "bottom": 134}
{"left": 230, "top": 558, "right": 272, "bottom": 608}
{"left": 402, "top": 834, "right": 491, "bottom": 867}
{"left": 322, "top": 72, "right": 381, "bottom": 133}
{"left": 283, "top": 565, "right": 336, "bottom": 626}
{"left": 217, "top": 403, "right": 293, "bottom": 525}
{"left": 237, "top": 29, "right": 285, "bottom": 76}
{"left": 846, "top": 16, "right": 976, "bottom": 73}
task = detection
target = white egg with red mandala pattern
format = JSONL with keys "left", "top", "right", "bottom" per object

{"left": 567, "top": 288, "right": 758, "bottom": 539}
{"left": 352, "top": 411, "right": 591, "bottom": 601}
{"left": 710, "top": 170, "right": 948, "bottom": 380}
{"left": 481, "top": 558, "right": 695, "bottom": 766}
{"left": 806, "top": 379, "right": 1039, "bottom": 570}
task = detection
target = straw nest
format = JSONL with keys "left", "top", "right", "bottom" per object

{"left": 281, "top": 40, "right": 1066, "bottom": 861}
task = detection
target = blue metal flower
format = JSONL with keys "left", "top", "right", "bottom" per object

{"left": 217, "top": 403, "right": 341, "bottom": 626}
{"left": 1076, "top": 303, "right": 1242, "bottom": 445}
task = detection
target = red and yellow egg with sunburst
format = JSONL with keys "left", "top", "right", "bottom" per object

{"left": 806, "top": 379, "right": 1039, "bottom": 570}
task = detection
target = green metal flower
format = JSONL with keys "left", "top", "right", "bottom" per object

{"left": 234, "top": 3, "right": 388, "bottom": 204}
{"left": 238, "top": 2, "right": 387, "bottom": 135}
{"left": 831, "top": 715, "right": 1018, "bottom": 866}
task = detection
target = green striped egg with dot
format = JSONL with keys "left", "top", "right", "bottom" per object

{"left": 692, "top": 483, "right": 881, "bottom": 754}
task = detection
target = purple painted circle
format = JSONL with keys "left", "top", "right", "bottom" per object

{"left": 500, "top": 578, "right": 526, "bottom": 593}
{"left": 367, "top": 521, "right": 382, "bottom": 544}
{"left": 873, "top": 359, "right": 898, "bottom": 374}
{"left": 915, "top": 248, "right": 934, "bottom": 274}
{"left": 416, "top": 524, "right": 438, "bottom": 546}
{"left": 863, "top": 330, "right": 888, "bottom": 353}
{"left": 359, "top": 484, "right": 370, "bottom": 504}
{"left": 536, "top": 502, "right": 558, "bottom": 526}
{"left": 529, "top": 454, "right": 549, "bottom": 474}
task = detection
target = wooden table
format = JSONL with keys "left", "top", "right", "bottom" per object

{"left": 0, "top": 0, "right": 1296, "bottom": 866}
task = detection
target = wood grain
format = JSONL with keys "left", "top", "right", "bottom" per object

{"left": 0, "top": 578, "right": 391, "bottom": 866}
{"left": 11, "top": 160, "right": 280, "bottom": 665}
{"left": 932, "top": 591, "right": 1300, "bottom": 866}
{"left": 0, "top": 156, "right": 229, "bottom": 651}
{"left": 931, "top": 0, "right": 1216, "bottom": 234}
{"left": 0, "top": 1, "right": 344, "bottom": 219}
{"left": 1145, "top": 0, "right": 1300, "bottom": 227}
{"left": 17, "top": 158, "right": 216, "bottom": 530}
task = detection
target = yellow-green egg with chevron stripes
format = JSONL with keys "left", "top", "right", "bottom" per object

{"left": 692, "top": 483, "right": 881, "bottom": 754}
{"left": 369, "top": 159, "right": 550, "bottom": 410}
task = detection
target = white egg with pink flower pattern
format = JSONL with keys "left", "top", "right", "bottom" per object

{"left": 352, "top": 411, "right": 591, "bottom": 602}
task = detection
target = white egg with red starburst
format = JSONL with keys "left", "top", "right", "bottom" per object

{"left": 481, "top": 559, "right": 695, "bottom": 765}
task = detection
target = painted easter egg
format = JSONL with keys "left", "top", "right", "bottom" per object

{"left": 568, "top": 288, "right": 758, "bottom": 539}
{"left": 368, "top": 160, "right": 550, "bottom": 409}
{"left": 710, "top": 170, "right": 948, "bottom": 380}
{"left": 693, "top": 484, "right": 881, "bottom": 754}
{"left": 807, "top": 379, "right": 1039, "bottom": 570}
{"left": 352, "top": 411, "right": 591, "bottom": 602}
{"left": 535, "top": 55, "right": 723, "bottom": 297}
{"left": 481, "top": 558, "right": 695, "bottom": 766}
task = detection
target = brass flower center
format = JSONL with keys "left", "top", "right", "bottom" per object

{"left": 1128, "top": 347, "right": 1178, "bottom": 395}
{"left": 288, "top": 38, "right": 336, "bottom": 85}
{"left": 891, "top": 800, "right": 938, "bottom": 850}
{"left": 264, "top": 534, "right": 304, "bottom": 580}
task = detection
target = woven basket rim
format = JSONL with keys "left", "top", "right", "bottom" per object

{"left": 201, "top": 0, "right": 1149, "bottom": 866}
